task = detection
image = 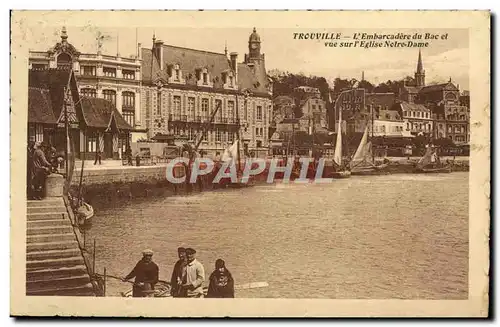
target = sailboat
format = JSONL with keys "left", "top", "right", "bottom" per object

{"left": 330, "top": 107, "right": 351, "bottom": 179}
{"left": 414, "top": 145, "right": 451, "bottom": 173}
{"left": 349, "top": 124, "right": 390, "bottom": 176}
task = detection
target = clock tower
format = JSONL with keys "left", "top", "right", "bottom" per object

{"left": 246, "top": 27, "right": 262, "bottom": 63}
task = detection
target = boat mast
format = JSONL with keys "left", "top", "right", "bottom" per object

{"left": 371, "top": 102, "right": 375, "bottom": 163}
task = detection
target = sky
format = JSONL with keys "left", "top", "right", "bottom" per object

{"left": 27, "top": 26, "right": 470, "bottom": 90}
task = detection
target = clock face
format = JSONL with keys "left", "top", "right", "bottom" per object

{"left": 251, "top": 43, "right": 258, "bottom": 49}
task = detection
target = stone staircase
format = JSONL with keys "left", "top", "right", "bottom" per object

{"left": 26, "top": 197, "right": 96, "bottom": 296}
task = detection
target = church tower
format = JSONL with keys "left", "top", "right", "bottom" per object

{"left": 414, "top": 49, "right": 425, "bottom": 87}
{"left": 245, "top": 27, "right": 263, "bottom": 63}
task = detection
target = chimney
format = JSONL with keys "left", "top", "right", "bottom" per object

{"left": 230, "top": 52, "right": 238, "bottom": 76}
{"left": 153, "top": 39, "right": 164, "bottom": 70}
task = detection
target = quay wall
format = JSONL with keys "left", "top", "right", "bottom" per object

{"left": 71, "top": 159, "right": 469, "bottom": 209}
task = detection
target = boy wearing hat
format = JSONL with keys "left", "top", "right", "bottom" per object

{"left": 181, "top": 248, "right": 205, "bottom": 298}
{"left": 123, "top": 249, "right": 159, "bottom": 297}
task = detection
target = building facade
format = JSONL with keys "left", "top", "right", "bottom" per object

{"left": 140, "top": 28, "right": 273, "bottom": 157}
{"left": 28, "top": 68, "right": 133, "bottom": 160}
{"left": 29, "top": 27, "right": 143, "bottom": 135}
{"left": 396, "top": 102, "right": 433, "bottom": 137}
{"left": 294, "top": 86, "right": 328, "bottom": 133}
{"left": 399, "top": 50, "right": 470, "bottom": 144}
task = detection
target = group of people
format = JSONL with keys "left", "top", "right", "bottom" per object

{"left": 123, "top": 247, "right": 234, "bottom": 298}
{"left": 26, "top": 141, "right": 62, "bottom": 200}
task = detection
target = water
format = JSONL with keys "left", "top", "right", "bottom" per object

{"left": 86, "top": 173, "right": 469, "bottom": 299}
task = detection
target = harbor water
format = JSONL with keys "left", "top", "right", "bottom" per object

{"left": 86, "top": 172, "right": 468, "bottom": 299}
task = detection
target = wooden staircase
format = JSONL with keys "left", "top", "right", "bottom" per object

{"left": 26, "top": 198, "right": 96, "bottom": 296}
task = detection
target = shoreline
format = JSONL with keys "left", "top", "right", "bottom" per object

{"left": 71, "top": 159, "right": 469, "bottom": 211}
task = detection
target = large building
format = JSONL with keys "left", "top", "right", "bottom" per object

{"left": 399, "top": 50, "right": 470, "bottom": 144}
{"left": 140, "top": 28, "right": 273, "bottom": 158}
{"left": 29, "top": 27, "right": 143, "bottom": 137}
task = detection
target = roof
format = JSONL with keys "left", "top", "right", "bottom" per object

{"left": 365, "top": 93, "right": 396, "bottom": 109}
{"left": 281, "top": 118, "right": 300, "bottom": 124}
{"left": 141, "top": 43, "right": 271, "bottom": 97}
{"left": 419, "top": 82, "right": 458, "bottom": 93}
{"left": 28, "top": 68, "right": 73, "bottom": 120}
{"left": 80, "top": 97, "right": 133, "bottom": 130}
{"left": 378, "top": 109, "right": 402, "bottom": 121}
{"left": 28, "top": 87, "right": 57, "bottom": 124}
{"left": 402, "top": 86, "right": 421, "bottom": 94}
{"left": 399, "top": 101, "right": 430, "bottom": 112}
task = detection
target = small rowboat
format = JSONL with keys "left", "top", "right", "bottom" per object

{"left": 76, "top": 202, "right": 94, "bottom": 225}
{"left": 331, "top": 170, "right": 351, "bottom": 179}
{"left": 121, "top": 280, "right": 171, "bottom": 297}
{"left": 414, "top": 166, "right": 452, "bottom": 174}
{"left": 121, "top": 281, "right": 269, "bottom": 297}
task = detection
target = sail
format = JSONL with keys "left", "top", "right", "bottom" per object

{"left": 350, "top": 125, "right": 370, "bottom": 168}
{"left": 221, "top": 140, "right": 240, "bottom": 163}
{"left": 333, "top": 111, "right": 342, "bottom": 166}
{"left": 417, "top": 146, "right": 435, "bottom": 168}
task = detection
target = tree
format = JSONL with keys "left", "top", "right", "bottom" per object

{"left": 357, "top": 80, "right": 375, "bottom": 93}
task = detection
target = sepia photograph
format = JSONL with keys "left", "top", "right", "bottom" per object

{"left": 10, "top": 10, "right": 490, "bottom": 317}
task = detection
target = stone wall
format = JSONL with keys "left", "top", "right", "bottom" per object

{"left": 71, "top": 166, "right": 168, "bottom": 186}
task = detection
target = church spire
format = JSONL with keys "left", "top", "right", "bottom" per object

{"left": 416, "top": 49, "right": 423, "bottom": 73}
{"left": 414, "top": 49, "right": 425, "bottom": 87}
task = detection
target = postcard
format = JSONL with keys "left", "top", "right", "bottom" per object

{"left": 10, "top": 10, "right": 490, "bottom": 317}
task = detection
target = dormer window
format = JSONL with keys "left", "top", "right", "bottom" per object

{"left": 168, "top": 64, "right": 185, "bottom": 84}
{"left": 197, "top": 68, "right": 213, "bottom": 88}
{"left": 229, "top": 75, "right": 234, "bottom": 87}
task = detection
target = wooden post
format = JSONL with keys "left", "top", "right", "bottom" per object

{"left": 103, "top": 267, "right": 107, "bottom": 296}
{"left": 92, "top": 239, "right": 96, "bottom": 275}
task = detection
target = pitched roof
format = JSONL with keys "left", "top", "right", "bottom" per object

{"left": 403, "top": 86, "right": 421, "bottom": 94}
{"left": 28, "top": 68, "right": 73, "bottom": 119}
{"left": 141, "top": 44, "right": 271, "bottom": 97}
{"left": 365, "top": 93, "right": 396, "bottom": 109}
{"left": 378, "top": 109, "right": 402, "bottom": 121}
{"left": 80, "top": 97, "right": 133, "bottom": 130}
{"left": 419, "top": 82, "right": 458, "bottom": 93}
{"left": 28, "top": 87, "right": 57, "bottom": 124}
{"left": 399, "top": 101, "right": 430, "bottom": 112}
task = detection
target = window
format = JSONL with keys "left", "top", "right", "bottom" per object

{"left": 215, "top": 99, "right": 222, "bottom": 120}
{"left": 461, "top": 126, "right": 465, "bottom": 133}
{"left": 187, "top": 97, "right": 195, "bottom": 119}
{"left": 123, "top": 110, "right": 135, "bottom": 127}
{"left": 122, "top": 69, "right": 135, "bottom": 80}
{"left": 175, "top": 69, "right": 180, "bottom": 81}
{"left": 406, "top": 122, "right": 410, "bottom": 130}
{"left": 318, "top": 105, "right": 322, "bottom": 111}
{"left": 403, "top": 111, "right": 407, "bottom": 117}
{"left": 439, "top": 124, "right": 443, "bottom": 129}
{"left": 216, "top": 129, "right": 222, "bottom": 142}
{"left": 103, "top": 90, "right": 116, "bottom": 105}
{"left": 187, "top": 127, "right": 194, "bottom": 140}
{"left": 257, "top": 106, "right": 263, "bottom": 120}
{"left": 82, "top": 65, "right": 96, "bottom": 76}
{"left": 173, "top": 96, "right": 181, "bottom": 115}
{"left": 57, "top": 53, "right": 72, "bottom": 69}
{"left": 32, "top": 63, "right": 47, "bottom": 70}
{"left": 86, "top": 131, "right": 97, "bottom": 152}
{"left": 203, "top": 73, "right": 208, "bottom": 84}
{"left": 228, "top": 132, "right": 234, "bottom": 143}
{"left": 80, "top": 88, "right": 96, "bottom": 98}
{"left": 312, "top": 104, "right": 316, "bottom": 111}
{"left": 229, "top": 75, "right": 234, "bottom": 87}
{"left": 228, "top": 101, "right": 235, "bottom": 120}
{"left": 448, "top": 125, "right": 452, "bottom": 133}
{"left": 103, "top": 67, "right": 116, "bottom": 78}
{"left": 122, "top": 92, "right": 135, "bottom": 109}
{"left": 201, "top": 98, "right": 209, "bottom": 118}
{"left": 416, "top": 112, "right": 420, "bottom": 118}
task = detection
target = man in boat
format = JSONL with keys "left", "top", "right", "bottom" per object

{"left": 180, "top": 248, "right": 205, "bottom": 298}
{"left": 170, "top": 247, "right": 187, "bottom": 297}
{"left": 32, "top": 142, "right": 52, "bottom": 200}
{"left": 206, "top": 259, "right": 235, "bottom": 298}
{"left": 122, "top": 249, "right": 159, "bottom": 297}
